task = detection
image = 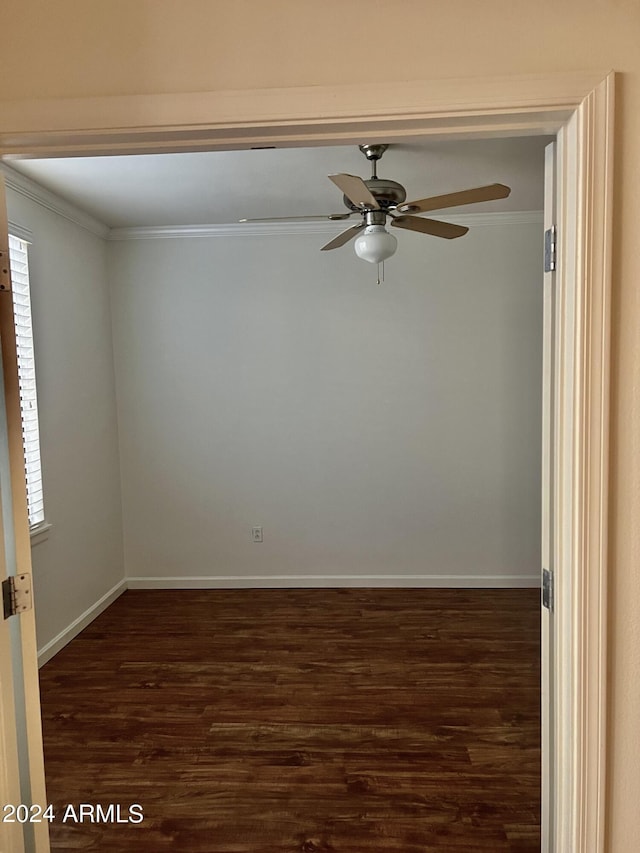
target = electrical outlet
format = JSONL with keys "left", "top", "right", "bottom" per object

{"left": 251, "top": 526, "right": 263, "bottom": 543}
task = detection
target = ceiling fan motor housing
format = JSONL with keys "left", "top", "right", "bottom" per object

{"left": 343, "top": 177, "right": 407, "bottom": 212}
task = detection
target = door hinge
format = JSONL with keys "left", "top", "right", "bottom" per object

{"left": 2, "top": 574, "right": 33, "bottom": 620}
{"left": 542, "top": 568, "right": 554, "bottom": 612}
{"left": 0, "top": 246, "right": 11, "bottom": 293}
{"left": 544, "top": 225, "right": 557, "bottom": 273}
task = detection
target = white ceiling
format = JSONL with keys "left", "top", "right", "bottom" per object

{"left": 5, "top": 136, "right": 550, "bottom": 229}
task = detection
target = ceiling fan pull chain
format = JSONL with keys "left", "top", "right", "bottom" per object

{"left": 377, "top": 260, "right": 384, "bottom": 285}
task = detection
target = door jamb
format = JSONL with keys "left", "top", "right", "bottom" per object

{"left": 0, "top": 174, "right": 50, "bottom": 853}
{"left": 0, "top": 70, "right": 614, "bottom": 853}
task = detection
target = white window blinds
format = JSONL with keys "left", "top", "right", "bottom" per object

{"left": 8, "top": 234, "right": 45, "bottom": 529}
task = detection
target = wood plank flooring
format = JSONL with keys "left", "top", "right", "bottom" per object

{"left": 39, "top": 588, "right": 540, "bottom": 852}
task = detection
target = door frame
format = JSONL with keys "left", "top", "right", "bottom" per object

{"left": 0, "top": 70, "right": 614, "bottom": 853}
{"left": 541, "top": 139, "right": 557, "bottom": 853}
{"left": 0, "top": 174, "right": 50, "bottom": 853}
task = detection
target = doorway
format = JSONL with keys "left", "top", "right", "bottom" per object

{"left": 10, "top": 134, "right": 547, "bottom": 850}
{"left": 0, "top": 70, "right": 613, "bottom": 853}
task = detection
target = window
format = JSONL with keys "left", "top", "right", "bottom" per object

{"left": 8, "top": 233, "right": 46, "bottom": 530}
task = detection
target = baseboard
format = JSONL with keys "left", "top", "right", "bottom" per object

{"left": 37, "top": 579, "right": 127, "bottom": 667}
{"left": 126, "top": 574, "right": 541, "bottom": 590}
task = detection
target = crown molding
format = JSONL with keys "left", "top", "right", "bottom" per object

{"left": 1, "top": 163, "right": 109, "bottom": 239}
{"left": 7, "top": 221, "right": 33, "bottom": 243}
{"left": 108, "top": 210, "right": 543, "bottom": 241}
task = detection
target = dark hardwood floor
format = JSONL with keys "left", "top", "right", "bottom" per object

{"left": 39, "top": 588, "right": 540, "bottom": 852}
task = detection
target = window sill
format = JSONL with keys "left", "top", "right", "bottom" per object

{"left": 30, "top": 522, "right": 52, "bottom": 547}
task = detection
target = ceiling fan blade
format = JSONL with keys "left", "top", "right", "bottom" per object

{"left": 391, "top": 216, "right": 469, "bottom": 239}
{"left": 239, "top": 212, "right": 353, "bottom": 222}
{"left": 396, "top": 183, "right": 511, "bottom": 215}
{"left": 321, "top": 223, "right": 366, "bottom": 251}
{"left": 328, "top": 174, "right": 380, "bottom": 210}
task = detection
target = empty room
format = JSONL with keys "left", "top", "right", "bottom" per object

{"left": 3, "top": 137, "right": 545, "bottom": 851}
{"left": 3, "top": 1, "right": 638, "bottom": 850}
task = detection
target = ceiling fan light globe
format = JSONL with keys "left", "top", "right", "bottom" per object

{"left": 354, "top": 225, "right": 398, "bottom": 264}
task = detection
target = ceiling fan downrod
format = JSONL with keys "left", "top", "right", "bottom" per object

{"left": 358, "top": 143, "right": 388, "bottom": 179}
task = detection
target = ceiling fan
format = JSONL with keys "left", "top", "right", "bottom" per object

{"left": 240, "top": 144, "right": 511, "bottom": 266}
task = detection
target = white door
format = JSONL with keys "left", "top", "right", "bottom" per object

{"left": 0, "top": 174, "right": 50, "bottom": 853}
{"left": 541, "top": 140, "right": 557, "bottom": 853}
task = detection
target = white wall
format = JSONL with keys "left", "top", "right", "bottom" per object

{"left": 6, "top": 189, "right": 125, "bottom": 652}
{"left": 109, "top": 218, "right": 542, "bottom": 586}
